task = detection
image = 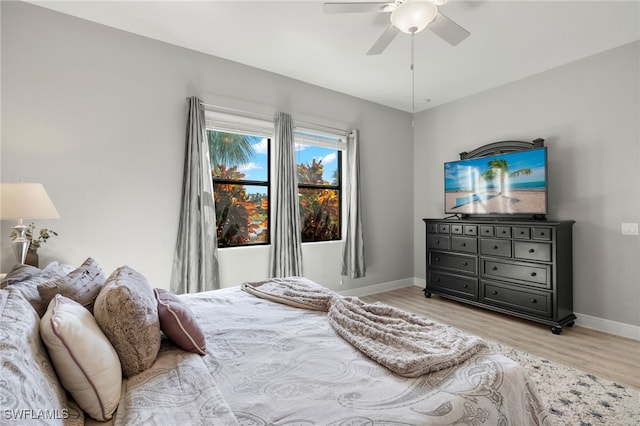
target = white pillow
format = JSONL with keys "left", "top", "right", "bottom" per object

{"left": 40, "top": 294, "right": 122, "bottom": 421}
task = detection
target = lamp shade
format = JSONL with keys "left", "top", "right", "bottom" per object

{"left": 1, "top": 183, "right": 60, "bottom": 220}
{"left": 390, "top": 0, "right": 438, "bottom": 34}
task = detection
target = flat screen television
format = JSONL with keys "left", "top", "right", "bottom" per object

{"left": 444, "top": 147, "right": 547, "bottom": 217}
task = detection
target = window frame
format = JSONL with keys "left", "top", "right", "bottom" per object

{"left": 206, "top": 111, "right": 274, "bottom": 249}
{"left": 294, "top": 129, "right": 347, "bottom": 244}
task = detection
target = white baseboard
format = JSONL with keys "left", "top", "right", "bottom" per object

{"left": 338, "top": 278, "right": 415, "bottom": 297}
{"left": 347, "top": 277, "right": 639, "bottom": 341}
{"left": 574, "top": 312, "right": 640, "bottom": 341}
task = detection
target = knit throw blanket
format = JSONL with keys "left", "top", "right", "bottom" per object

{"left": 241, "top": 277, "right": 487, "bottom": 377}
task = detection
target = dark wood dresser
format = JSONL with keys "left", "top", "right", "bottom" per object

{"left": 424, "top": 218, "right": 576, "bottom": 334}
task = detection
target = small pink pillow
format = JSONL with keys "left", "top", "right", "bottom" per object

{"left": 154, "top": 288, "right": 206, "bottom": 355}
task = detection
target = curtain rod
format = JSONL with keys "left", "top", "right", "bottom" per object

{"left": 188, "top": 98, "right": 348, "bottom": 136}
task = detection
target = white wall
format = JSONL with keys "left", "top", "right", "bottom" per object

{"left": 413, "top": 41, "right": 640, "bottom": 327}
{"left": 1, "top": 2, "right": 414, "bottom": 293}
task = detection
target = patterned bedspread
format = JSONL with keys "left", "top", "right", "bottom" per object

{"left": 114, "top": 287, "right": 550, "bottom": 425}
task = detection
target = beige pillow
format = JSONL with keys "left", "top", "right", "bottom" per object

{"left": 40, "top": 294, "right": 122, "bottom": 421}
{"left": 94, "top": 265, "right": 161, "bottom": 377}
{"left": 39, "top": 257, "right": 106, "bottom": 313}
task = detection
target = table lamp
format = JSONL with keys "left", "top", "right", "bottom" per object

{"left": 1, "top": 183, "right": 60, "bottom": 264}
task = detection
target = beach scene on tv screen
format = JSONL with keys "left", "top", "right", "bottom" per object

{"left": 444, "top": 149, "right": 546, "bottom": 214}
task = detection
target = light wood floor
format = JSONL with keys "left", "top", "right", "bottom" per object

{"left": 362, "top": 286, "right": 640, "bottom": 389}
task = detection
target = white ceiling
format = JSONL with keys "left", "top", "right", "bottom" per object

{"left": 27, "top": 1, "right": 640, "bottom": 112}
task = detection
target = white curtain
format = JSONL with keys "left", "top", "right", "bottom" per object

{"left": 270, "top": 112, "right": 303, "bottom": 277}
{"left": 171, "top": 96, "right": 220, "bottom": 293}
{"left": 342, "top": 129, "right": 366, "bottom": 278}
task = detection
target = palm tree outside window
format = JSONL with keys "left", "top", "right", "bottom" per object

{"left": 208, "top": 130, "right": 270, "bottom": 248}
{"left": 207, "top": 120, "right": 345, "bottom": 247}
{"left": 295, "top": 131, "right": 344, "bottom": 243}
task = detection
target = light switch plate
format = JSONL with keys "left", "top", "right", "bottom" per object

{"left": 621, "top": 223, "right": 639, "bottom": 235}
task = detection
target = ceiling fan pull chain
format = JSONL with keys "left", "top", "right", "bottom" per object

{"left": 411, "top": 31, "right": 415, "bottom": 112}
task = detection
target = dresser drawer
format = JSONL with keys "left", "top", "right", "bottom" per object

{"left": 451, "top": 224, "right": 463, "bottom": 234}
{"left": 533, "top": 227, "right": 552, "bottom": 241}
{"left": 427, "top": 234, "right": 450, "bottom": 250}
{"left": 429, "top": 251, "right": 477, "bottom": 274}
{"left": 429, "top": 272, "right": 478, "bottom": 300}
{"left": 514, "top": 241, "right": 551, "bottom": 262}
{"left": 427, "top": 223, "right": 439, "bottom": 233}
{"left": 495, "top": 226, "right": 512, "bottom": 238}
{"left": 464, "top": 225, "right": 477, "bottom": 236}
{"left": 482, "top": 281, "right": 552, "bottom": 317}
{"left": 513, "top": 227, "right": 531, "bottom": 239}
{"left": 480, "top": 226, "right": 494, "bottom": 237}
{"left": 480, "top": 238, "right": 512, "bottom": 257}
{"left": 481, "top": 259, "right": 550, "bottom": 288}
{"left": 451, "top": 236, "right": 478, "bottom": 254}
{"left": 438, "top": 224, "right": 450, "bottom": 234}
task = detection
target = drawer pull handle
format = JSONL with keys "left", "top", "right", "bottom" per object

{"left": 434, "top": 257, "right": 440, "bottom": 262}
{"left": 463, "top": 284, "right": 468, "bottom": 288}
{"left": 530, "top": 272, "right": 537, "bottom": 277}
{"left": 434, "top": 278, "right": 440, "bottom": 283}
{"left": 501, "top": 230, "right": 507, "bottom": 234}
{"left": 463, "top": 262, "right": 468, "bottom": 266}
{"left": 493, "top": 245, "right": 499, "bottom": 250}
{"left": 461, "top": 242, "right": 466, "bottom": 247}
{"left": 492, "top": 266, "right": 498, "bottom": 271}
{"left": 540, "top": 232, "right": 545, "bottom": 236}
{"left": 520, "top": 231, "right": 526, "bottom": 235}
{"left": 531, "top": 299, "right": 537, "bottom": 304}
{"left": 435, "top": 240, "right": 440, "bottom": 244}
{"left": 529, "top": 248, "right": 535, "bottom": 253}
{"left": 492, "top": 290, "right": 498, "bottom": 295}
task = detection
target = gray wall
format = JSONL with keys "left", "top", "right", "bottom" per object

{"left": 413, "top": 41, "right": 640, "bottom": 327}
{"left": 3, "top": 2, "right": 638, "bottom": 330}
{"left": 1, "top": 1, "right": 414, "bottom": 292}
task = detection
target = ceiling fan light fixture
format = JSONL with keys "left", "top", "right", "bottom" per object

{"left": 390, "top": 0, "right": 438, "bottom": 34}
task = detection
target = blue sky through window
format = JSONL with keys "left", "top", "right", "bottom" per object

{"left": 238, "top": 137, "right": 338, "bottom": 185}
{"left": 295, "top": 144, "right": 338, "bottom": 184}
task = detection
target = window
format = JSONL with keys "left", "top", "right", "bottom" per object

{"left": 295, "top": 131, "right": 344, "bottom": 243}
{"left": 208, "top": 129, "right": 270, "bottom": 248}
{"left": 206, "top": 111, "right": 345, "bottom": 247}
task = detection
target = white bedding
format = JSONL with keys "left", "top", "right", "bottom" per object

{"left": 113, "top": 287, "right": 550, "bottom": 425}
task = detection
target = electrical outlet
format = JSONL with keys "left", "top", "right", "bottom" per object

{"left": 621, "top": 223, "right": 639, "bottom": 235}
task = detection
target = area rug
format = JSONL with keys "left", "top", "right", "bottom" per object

{"left": 487, "top": 340, "right": 640, "bottom": 426}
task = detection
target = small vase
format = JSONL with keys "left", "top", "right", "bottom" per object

{"left": 25, "top": 250, "right": 39, "bottom": 268}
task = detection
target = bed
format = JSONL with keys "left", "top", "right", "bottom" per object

{"left": 1, "top": 261, "right": 550, "bottom": 425}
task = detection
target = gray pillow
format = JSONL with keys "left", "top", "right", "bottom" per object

{"left": 1, "top": 262, "right": 75, "bottom": 317}
{"left": 0, "top": 288, "right": 84, "bottom": 425}
{"left": 38, "top": 257, "right": 105, "bottom": 313}
{"left": 94, "top": 266, "right": 161, "bottom": 378}
{"left": 0, "top": 263, "right": 42, "bottom": 288}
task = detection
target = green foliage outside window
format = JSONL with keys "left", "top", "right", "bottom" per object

{"left": 297, "top": 155, "right": 341, "bottom": 242}
{"left": 208, "top": 129, "right": 341, "bottom": 247}
{"left": 209, "top": 130, "right": 269, "bottom": 247}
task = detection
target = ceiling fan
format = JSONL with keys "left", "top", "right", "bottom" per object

{"left": 323, "top": 0, "right": 470, "bottom": 55}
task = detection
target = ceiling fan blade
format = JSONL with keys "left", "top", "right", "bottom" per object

{"left": 367, "top": 24, "right": 400, "bottom": 55}
{"left": 428, "top": 12, "right": 470, "bottom": 46}
{"left": 323, "top": 2, "right": 393, "bottom": 14}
